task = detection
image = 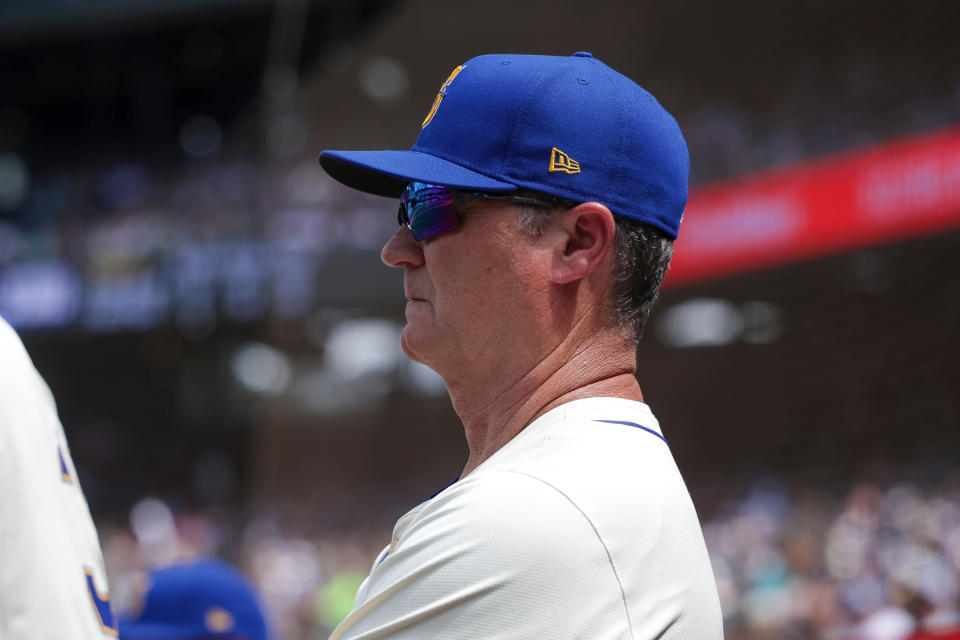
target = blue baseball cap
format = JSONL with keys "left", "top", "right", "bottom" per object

{"left": 319, "top": 52, "right": 689, "bottom": 239}
{"left": 118, "top": 558, "right": 269, "bottom": 640}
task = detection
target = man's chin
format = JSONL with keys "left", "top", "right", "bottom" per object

{"left": 399, "top": 326, "right": 427, "bottom": 364}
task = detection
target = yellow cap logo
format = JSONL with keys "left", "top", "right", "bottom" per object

{"left": 421, "top": 65, "right": 466, "bottom": 128}
{"left": 549, "top": 148, "right": 581, "bottom": 174}
{"left": 205, "top": 607, "right": 235, "bottom": 633}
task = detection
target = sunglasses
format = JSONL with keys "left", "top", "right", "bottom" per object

{"left": 398, "top": 181, "right": 577, "bottom": 241}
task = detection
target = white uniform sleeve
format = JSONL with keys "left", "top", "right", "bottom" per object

{"left": 0, "top": 319, "right": 117, "bottom": 639}
{"left": 329, "top": 471, "right": 633, "bottom": 640}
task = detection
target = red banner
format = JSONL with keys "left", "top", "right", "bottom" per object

{"left": 665, "top": 125, "right": 960, "bottom": 287}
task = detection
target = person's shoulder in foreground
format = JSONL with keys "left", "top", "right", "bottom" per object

{"left": 117, "top": 557, "right": 269, "bottom": 640}
{"left": 0, "top": 316, "right": 118, "bottom": 638}
{"left": 341, "top": 398, "right": 719, "bottom": 640}
{"left": 318, "top": 51, "right": 723, "bottom": 639}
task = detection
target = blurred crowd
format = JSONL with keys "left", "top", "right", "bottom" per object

{"left": 0, "top": 154, "right": 396, "bottom": 332}
{"left": 100, "top": 494, "right": 394, "bottom": 640}
{"left": 679, "top": 51, "right": 960, "bottom": 185}
{"left": 98, "top": 475, "right": 960, "bottom": 640}
{"left": 707, "top": 477, "right": 960, "bottom": 640}
{"left": 3, "top": 42, "right": 960, "bottom": 331}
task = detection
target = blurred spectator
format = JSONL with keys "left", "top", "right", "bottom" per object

{"left": 117, "top": 558, "right": 269, "bottom": 640}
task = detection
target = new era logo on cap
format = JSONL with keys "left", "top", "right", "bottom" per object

{"left": 549, "top": 148, "right": 580, "bottom": 174}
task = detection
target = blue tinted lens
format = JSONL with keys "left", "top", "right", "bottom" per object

{"left": 400, "top": 182, "right": 460, "bottom": 241}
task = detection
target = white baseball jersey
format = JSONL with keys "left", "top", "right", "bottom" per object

{"left": 0, "top": 318, "right": 117, "bottom": 639}
{"left": 331, "top": 397, "right": 723, "bottom": 640}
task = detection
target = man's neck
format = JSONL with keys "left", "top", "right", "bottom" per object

{"left": 446, "top": 330, "right": 642, "bottom": 478}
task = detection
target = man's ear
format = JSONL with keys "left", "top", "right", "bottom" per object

{"left": 549, "top": 202, "right": 617, "bottom": 285}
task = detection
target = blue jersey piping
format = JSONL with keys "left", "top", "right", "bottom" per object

{"left": 593, "top": 419, "right": 668, "bottom": 445}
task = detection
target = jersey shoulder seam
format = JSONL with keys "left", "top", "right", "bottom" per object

{"left": 496, "top": 469, "right": 636, "bottom": 640}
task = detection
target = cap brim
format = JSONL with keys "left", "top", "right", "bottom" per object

{"left": 318, "top": 150, "right": 518, "bottom": 198}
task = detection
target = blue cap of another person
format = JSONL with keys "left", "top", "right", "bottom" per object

{"left": 118, "top": 558, "right": 269, "bottom": 640}
{"left": 319, "top": 52, "right": 689, "bottom": 239}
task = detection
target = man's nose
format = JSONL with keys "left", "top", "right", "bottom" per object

{"left": 381, "top": 225, "right": 425, "bottom": 268}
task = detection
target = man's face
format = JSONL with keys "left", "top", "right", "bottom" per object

{"left": 381, "top": 198, "right": 554, "bottom": 383}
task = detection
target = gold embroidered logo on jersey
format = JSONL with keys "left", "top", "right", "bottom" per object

{"left": 421, "top": 65, "right": 466, "bottom": 128}
{"left": 59, "top": 446, "right": 74, "bottom": 484}
{"left": 85, "top": 567, "right": 119, "bottom": 636}
{"left": 549, "top": 147, "right": 581, "bottom": 174}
